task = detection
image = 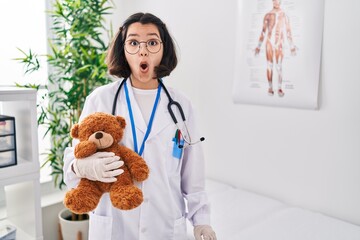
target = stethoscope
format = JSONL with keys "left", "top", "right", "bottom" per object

{"left": 112, "top": 78, "right": 205, "bottom": 148}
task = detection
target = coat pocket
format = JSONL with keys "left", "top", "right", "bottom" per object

{"left": 89, "top": 212, "right": 113, "bottom": 240}
{"left": 166, "top": 140, "right": 184, "bottom": 175}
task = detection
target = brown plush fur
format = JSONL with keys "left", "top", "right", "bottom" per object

{"left": 64, "top": 112, "right": 149, "bottom": 214}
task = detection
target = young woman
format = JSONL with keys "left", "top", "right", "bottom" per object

{"left": 63, "top": 12, "right": 217, "bottom": 240}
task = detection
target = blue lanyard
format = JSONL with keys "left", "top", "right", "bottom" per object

{"left": 124, "top": 80, "right": 162, "bottom": 156}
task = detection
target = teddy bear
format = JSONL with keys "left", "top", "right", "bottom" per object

{"left": 64, "top": 112, "right": 150, "bottom": 214}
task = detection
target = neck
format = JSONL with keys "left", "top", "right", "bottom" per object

{"left": 130, "top": 75, "right": 159, "bottom": 90}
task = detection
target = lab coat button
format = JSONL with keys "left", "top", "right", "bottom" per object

{"left": 141, "top": 227, "right": 147, "bottom": 233}
{"left": 144, "top": 198, "right": 149, "bottom": 203}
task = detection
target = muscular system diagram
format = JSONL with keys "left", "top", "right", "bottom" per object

{"left": 254, "top": 0, "right": 296, "bottom": 97}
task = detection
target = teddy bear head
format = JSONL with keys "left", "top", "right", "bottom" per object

{"left": 71, "top": 112, "right": 126, "bottom": 150}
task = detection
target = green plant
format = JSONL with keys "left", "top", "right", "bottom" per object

{"left": 16, "top": 0, "right": 114, "bottom": 189}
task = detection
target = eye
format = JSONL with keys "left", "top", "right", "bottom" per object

{"left": 129, "top": 40, "right": 139, "bottom": 46}
{"left": 147, "top": 39, "right": 159, "bottom": 46}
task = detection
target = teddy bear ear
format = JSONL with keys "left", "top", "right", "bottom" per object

{"left": 116, "top": 116, "right": 126, "bottom": 129}
{"left": 71, "top": 124, "right": 79, "bottom": 138}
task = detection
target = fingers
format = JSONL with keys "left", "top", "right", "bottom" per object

{"left": 194, "top": 226, "right": 217, "bottom": 240}
{"left": 95, "top": 154, "right": 124, "bottom": 182}
{"left": 98, "top": 177, "right": 118, "bottom": 183}
{"left": 104, "top": 160, "right": 124, "bottom": 171}
{"left": 194, "top": 231, "right": 202, "bottom": 240}
{"left": 99, "top": 167, "right": 124, "bottom": 182}
{"left": 203, "top": 230, "right": 217, "bottom": 240}
{"left": 103, "top": 169, "right": 124, "bottom": 178}
{"left": 202, "top": 234, "right": 216, "bottom": 240}
{"left": 102, "top": 158, "right": 124, "bottom": 178}
{"left": 194, "top": 235, "right": 201, "bottom": 240}
{"left": 101, "top": 155, "right": 120, "bottom": 164}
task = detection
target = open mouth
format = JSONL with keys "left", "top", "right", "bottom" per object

{"left": 140, "top": 62, "right": 149, "bottom": 72}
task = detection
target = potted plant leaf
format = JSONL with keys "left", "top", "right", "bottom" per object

{"left": 15, "top": 0, "right": 114, "bottom": 238}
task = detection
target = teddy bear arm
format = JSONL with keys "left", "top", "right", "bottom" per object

{"left": 74, "top": 141, "right": 98, "bottom": 159}
{"left": 117, "top": 146, "right": 149, "bottom": 182}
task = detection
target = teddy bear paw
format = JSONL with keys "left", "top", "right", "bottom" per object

{"left": 131, "top": 165, "right": 150, "bottom": 182}
{"left": 110, "top": 186, "right": 144, "bottom": 210}
{"left": 64, "top": 190, "right": 99, "bottom": 214}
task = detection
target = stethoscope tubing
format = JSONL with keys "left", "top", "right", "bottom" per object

{"left": 111, "top": 78, "right": 204, "bottom": 147}
{"left": 112, "top": 78, "right": 186, "bottom": 124}
{"left": 157, "top": 80, "right": 186, "bottom": 124}
{"left": 112, "top": 79, "right": 126, "bottom": 116}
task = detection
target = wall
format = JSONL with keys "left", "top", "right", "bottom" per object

{"left": 110, "top": 0, "right": 360, "bottom": 225}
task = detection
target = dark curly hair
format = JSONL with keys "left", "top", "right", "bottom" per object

{"left": 106, "top": 12, "right": 178, "bottom": 79}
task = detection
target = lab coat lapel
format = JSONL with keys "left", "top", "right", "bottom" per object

{"left": 147, "top": 91, "right": 173, "bottom": 140}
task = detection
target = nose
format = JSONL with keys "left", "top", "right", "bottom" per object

{"left": 95, "top": 132, "right": 103, "bottom": 139}
{"left": 139, "top": 42, "right": 148, "bottom": 56}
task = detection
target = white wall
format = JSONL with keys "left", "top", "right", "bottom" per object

{"left": 110, "top": 0, "right": 360, "bottom": 225}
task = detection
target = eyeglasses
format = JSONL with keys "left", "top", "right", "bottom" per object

{"left": 124, "top": 39, "right": 163, "bottom": 55}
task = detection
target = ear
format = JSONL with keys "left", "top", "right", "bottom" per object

{"left": 116, "top": 116, "right": 126, "bottom": 129}
{"left": 71, "top": 124, "right": 79, "bottom": 138}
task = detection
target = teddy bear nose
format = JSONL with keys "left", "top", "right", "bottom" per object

{"left": 95, "top": 132, "right": 103, "bottom": 139}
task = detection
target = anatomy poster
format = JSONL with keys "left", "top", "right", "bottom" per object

{"left": 232, "top": 0, "right": 324, "bottom": 109}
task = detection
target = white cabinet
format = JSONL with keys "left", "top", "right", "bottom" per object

{"left": 0, "top": 87, "right": 43, "bottom": 240}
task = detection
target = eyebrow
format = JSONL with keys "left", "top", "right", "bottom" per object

{"left": 127, "top": 33, "right": 160, "bottom": 39}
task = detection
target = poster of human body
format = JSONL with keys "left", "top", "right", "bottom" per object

{"left": 233, "top": 0, "right": 324, "bottom": 109}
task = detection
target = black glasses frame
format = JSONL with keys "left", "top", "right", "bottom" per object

{"left": 124, "top": 39, "right": 163, "bottom": 55}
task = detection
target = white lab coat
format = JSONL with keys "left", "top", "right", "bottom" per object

{"left": 63, "top": 79, "right": 211, "bottom": 240}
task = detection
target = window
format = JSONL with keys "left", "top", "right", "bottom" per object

{"left": 0, "top": 0, "right": 48, "bottom": 87}
{"left": 0, "top": 0, "right": 51, "bottom": 183}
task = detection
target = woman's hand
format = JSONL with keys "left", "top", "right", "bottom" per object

{"left": 194, "top": 225, "right": 217, "bottom": 240}
{"left": 73, "top": 152, "right": 124, "bottom": 182}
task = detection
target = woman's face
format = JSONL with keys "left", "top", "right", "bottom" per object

{"left": 124, "top": 22, "right": 163, "bottom": 89}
